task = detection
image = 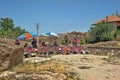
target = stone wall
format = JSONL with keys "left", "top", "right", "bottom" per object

{"left": 87, "top": 46, "right": 120, "bottom": 58}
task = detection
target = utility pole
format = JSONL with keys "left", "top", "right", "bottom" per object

{"left": 36, "top": 23, "right": 40, "bottom": 45}
{"left": 36, "top": 23, "right": 39, "bottom": 36}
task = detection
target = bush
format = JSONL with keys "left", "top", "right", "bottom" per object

{"left": 79, "top": 40, "right": 85, "bottom": 45}
{"left": 87, "top": 22, "right": 116, "bottom": 43}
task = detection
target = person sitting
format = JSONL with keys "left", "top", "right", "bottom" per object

{"left": 15, "top": 39, "right": 20, "bottom": 45}
{"left": 53, "top": 41, "right": 59, "bottom": 46}
{"left": 27, "top": 46, "right": 34, "bottom": 53}
{"left": 24, "top": 43, "right": 28, "bottom": 48}
{"left": 62, "top": 46, "right": 69, "bottom": 55}
{"left": 40, "top": 41, "right": 47, "bottom": 47}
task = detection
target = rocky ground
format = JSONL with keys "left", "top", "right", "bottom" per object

{"left": 0, "top": 54, "right": 120, "bottom": 80}
{"left": 52, "top": 54, "right": 120, "bottom": 80}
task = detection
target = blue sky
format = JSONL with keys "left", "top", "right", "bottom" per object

{"left": 0, "top": 0, "right": 120, "bottom": 34}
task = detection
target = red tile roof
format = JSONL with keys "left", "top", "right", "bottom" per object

{"left": 93, "top": 15, "right": 120, "bottom": 25}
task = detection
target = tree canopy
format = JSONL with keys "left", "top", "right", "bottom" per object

{"left": 0, "top": 18, "right": 26, "bottom": 38}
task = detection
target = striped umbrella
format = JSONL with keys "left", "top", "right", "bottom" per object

{"left": 18, "top": 32, "right": 37, "bottom": 40}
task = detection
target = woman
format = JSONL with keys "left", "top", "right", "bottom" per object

{"left": 72, "top": 38, "right": 77, "bottom": 46}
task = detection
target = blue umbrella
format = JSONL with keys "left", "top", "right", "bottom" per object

{"left": 41, "top": 32, "right": 58, "bottom": 36}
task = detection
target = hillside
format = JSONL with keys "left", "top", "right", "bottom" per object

{"left": 0, "top": 37, "right": 120, "bottom": 80}
{"left": 39, "top": 31, "right": 86, "bottom": 45}
{"left": 0, "top": 38, "right": 23, "bottom": 72}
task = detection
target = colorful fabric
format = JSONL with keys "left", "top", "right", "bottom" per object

{"left": 18, "top": 32, "right": 37, "bottom": 40}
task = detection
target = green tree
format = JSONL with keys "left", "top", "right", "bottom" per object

{"left": 0, "top": 18, "right": 26, "bottom": 38}
{"left": 87, "top": 22, "right": 116, "bottom": 43}
{"left": 0, "top": 18, "right": 14, "bottom": 30}
{"left": 114, "top": 29, "right": 120, "bottom": 37}
{"left": 13, "top": 26, "right": 26, "bottom": 37}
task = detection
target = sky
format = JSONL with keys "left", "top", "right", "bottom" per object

{"left": 0, "top": 0, "right": 120, "bottom": 35}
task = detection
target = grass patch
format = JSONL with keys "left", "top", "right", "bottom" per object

{"left": 8, "top": 59, "right": 82, "bottom": 79}
{"left": 10, "top": 59, "right": 70, "bottom": 74}
{"left": 64, "top": 71, "right": 77, "bottom": 78}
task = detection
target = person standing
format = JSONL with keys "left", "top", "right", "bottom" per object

{"left": 64, "top": 34, "right": 68, "bottom": 46}
{"left": 72, "top": 38, "right": 78, "bottom": 46}
{"left": 31, "top": 38, "right": 37, "bottom": 48}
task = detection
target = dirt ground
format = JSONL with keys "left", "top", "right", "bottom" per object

{"left": 23, "top": 54, "right": 120, "bottom": 80}
{"left": 51, "top": 54, "right": 120, "bottom": 80}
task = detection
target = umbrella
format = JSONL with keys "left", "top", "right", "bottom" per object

{"left": 18, "top": 32, "right": 37, "bottom": 40}
{"left": 41, "top": 32, "right": 58, "bottom": 37}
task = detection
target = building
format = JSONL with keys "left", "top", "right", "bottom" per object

{"left": 92, "top": 10, "right": 120, "bottom": 30}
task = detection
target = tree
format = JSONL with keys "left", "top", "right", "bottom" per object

{"left": 0, "top": 18, "right": 26, "bottom": 38}
{"left": 0, "top": 18, "right": 14, "bottom": 30}
{"left": 13, "top": 26, "right": 25, "bottom": 36}
{"left": 87, "top": 22, "right": 116, "bottom": 43}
